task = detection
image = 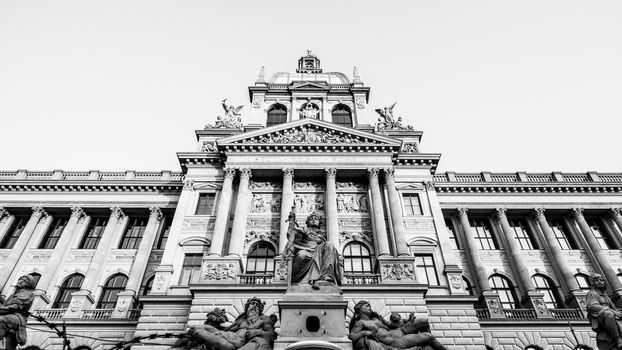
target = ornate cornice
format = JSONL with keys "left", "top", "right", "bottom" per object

{"left": 434, "top": 184, "right": 622, "bottom": 195}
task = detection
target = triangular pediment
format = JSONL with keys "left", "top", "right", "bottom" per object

{"left": 289, "top": 81, "right": 330, "bottom": 90}
{"left": 218, "top": 119, "right": 401, "bottom": 151}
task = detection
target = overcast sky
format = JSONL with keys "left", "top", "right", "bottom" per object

{"left": 1, "top": 1, "right": 621, "bottom": 174}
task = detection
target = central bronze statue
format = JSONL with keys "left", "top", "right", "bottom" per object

{"left": 587, "top": 274, "right": 622, "bottom": 350}
{"left": 0, "top": 275, "right": 36, "bottom": 350}
{"left": 282, "top": 211, "right": 342, "bottom": 289}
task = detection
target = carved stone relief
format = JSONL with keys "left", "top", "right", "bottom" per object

{"left": 249, "top": 181, "right": 282, "bottom": 191}
{"left": 26, "top": 251, "right": 53, "bottom": 262}
{"left": 202, "top": 262, "right": 237, "bottom": 281}
{"left": 246, "top": 218, "right": 280, "bottom": 231}
{"left": 293, "top": 182, "right": 324, "bottom": 191}
{"left": 240, "top": 126, "right": 374, "bottom": 144}
{"left": 293, "top": 193, "right": 325, "bottom": 214}
{"left": 106, "top": 250, "right": 137, "bottom": 262}
{"left": 400, "top": 143, "right": 417, "bottom": 154}
{"left": 336, "top": 182, "right": 367, "bottom": 191}
{"left": 338, "top": 217, "right": 372, "bottom": 230}
{"left": 249, "top": 193, "right": 282, "bottom": 214}
{"left": 381, "top": 263, "right": 415, "bottom": 281}
{"left": 244, "top": 231, "right": 278, "bottom": 247}
{"left": 182, "top": 218, "right": 214, "bottom": 232}
{"left": 339, "top": 231, "right": 374, "bottom": 245}
{"left": 402, "top": 217, "right": 435, "bottom": 231}
{"left": 337, "top": 193, "right": 368, "bottom": 213}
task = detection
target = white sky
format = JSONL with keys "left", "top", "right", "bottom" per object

{"left": 1, "top": 1, "right": 621, "bottom": 173}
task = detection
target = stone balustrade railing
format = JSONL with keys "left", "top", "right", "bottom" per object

{"left": 0, "top": 170, "right": 183, "bottom": 182}
{"left": 433, "top": 172, "right": 622, "bottom": 183}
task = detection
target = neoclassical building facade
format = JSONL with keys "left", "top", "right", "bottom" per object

{"left": 1, "top": 53, "right": 621, "bottom": 350}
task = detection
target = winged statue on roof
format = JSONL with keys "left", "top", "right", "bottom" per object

{"left": 205, "top": 99, "right": 244, "bottom": 129}
{"left": 375, "top": 102, "right": 413, "bottom": 130}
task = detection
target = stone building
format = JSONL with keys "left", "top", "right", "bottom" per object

{"left": 1, "top": 52, "right": 621, "bottom": 350}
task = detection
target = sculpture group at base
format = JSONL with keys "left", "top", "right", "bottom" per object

{"left": 587, "top": 274, "right": 622, "bottom": 350}
{"left": 348, "top": 300, "right": 447, "bottom": 350}
{"left": 174, "top": 297, "right": 277, "bottom": 350}
{"left": 0, "top": 275, "right": 36, "bottom": 350}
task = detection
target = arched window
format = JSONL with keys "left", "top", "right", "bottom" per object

{"left": 246, "top": 242, "right": 276, "bottom": 274}
{"left": 266, "top": 104, "right": 287, "bottom": 127}
{"left": 489, "top": 274, "right": 519, "bottom": 309}
{"left": 575, "top": 273, "right": 591, "bottom": 290}
{"left": 524, "top": 346, "right": 544, "bottom": 350}
{"left": 343, "top": 242, "right": 373, "bottom": 274}
{"left": 463, "top": 276, "right": 475, "bottom": 296}
{"left": 29, "top": 272, "right": 41, "bottom": 288}
{"left": 53, "top": 274, "right": 84, "bottom": 308}
{"left": 97, "top": 274, "right": 128, "bottom": 309}
{"left": 532, "top": 274, "right": 563, "bottom": 309}
{"left": 331, "top": 104, "right": 352, "bottom": 127}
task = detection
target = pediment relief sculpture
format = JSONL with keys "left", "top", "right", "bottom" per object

{"left": 241, "top": 126, "right": 372, "bottom": 144}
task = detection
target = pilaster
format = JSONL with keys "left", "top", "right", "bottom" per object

{"left": 324, "top": 168, "right": 339, "bottom": 249}
{"left": 279, "top": 168, "right": 295, "bottom": 255}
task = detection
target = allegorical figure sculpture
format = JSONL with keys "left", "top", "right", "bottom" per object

{"left": 587, "top": 274, "right": 622, "bottom": 350}
{"left": 0, "top": 275, "right": 36, "bottom": 349}
{"left": 174, "top": 297, "right": 277, "bottom": 350}
{"left": 283, "top": 211, "right": 342, "bottom": 289}
{"left": 205, "top": 99, "right": 244, "bottom": 129}
{"left": 348, "top": 300, "right": 447, "bottom": 350}
{"left": 375, "top": 102, "right": 413, "bottom": 130}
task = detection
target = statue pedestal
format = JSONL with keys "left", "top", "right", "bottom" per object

{"left": 274, "top": 283, "right": 351, "bottom": 350}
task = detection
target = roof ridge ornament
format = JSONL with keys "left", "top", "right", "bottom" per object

{"left": 375, "top": 102, "right": 413, "bottom": 130}
{"left": 205, "top": 98, "right": 244, "bottom": 129}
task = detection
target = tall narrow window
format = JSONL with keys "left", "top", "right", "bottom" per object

{"left": 97, "top": 274, "right": 128, "bottom": 309}
{"left": 52, "top": 274, "right": 84, "bottom": 308}
{"left": 548, "top": 219, "right": 576, "bottom": 250}
{"left": 509, "top": 219, "right": 537, "bottom": 250}
{"left": 586, "top": 219, "right": 616, "bottom": 249}
{"left": 246, "top": 242, "right": 276, "bottom": 274}
{"left": 415, "top": 255, "right": 439, "bottom": 285}
{"left": 79, "top": 217, "right": 108, "bottom": 249}
{"left": 575, "top": 273, "right": 591, "bottom": 291}
{"left": 532, "top": 274, "right": 563, "bottom": 309}
{"left": 266, "top": 104, "right": 287, "bottom": 126}
{"left": 0, "top": 215, "right": 29, "bottom": 249}
{"left": 195, "top": 194, "right": 215, "bottom": 215}
{"left": 179, "top": 253, "right": 203, "bottom": 285}
{"left": 403, "top": 194, "right": 422, "bottom": 216}
{"left": 470, "top": 219, "right": 498, "bottom": 250}
{"left": 119, "top": 216, "right": 148, "bottom": 249}
{"left": 489, "top": 274, "right": 518, "bottom": 309}
{"left": 343, "top": 242, "right": 373, "bottom": 274}
{"left": 39, "top": 216, "right": 69, "bottom": 249}
{"left": 331, "top": 104, "right": 352, "bottom": 127}
{"left": 153, "top": 216, "right": 172, "bottom": 250}
{"left": 445, "top": 218, "right": 460, "bottom": 249}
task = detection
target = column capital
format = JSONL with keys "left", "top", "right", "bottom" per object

{"left": 423, "top": 180, "right": 435, "bottom": 191}
{"left": 239, "top": 168, "right": 252, "bottom": 179}
{"left": 32, "top": 205, "right": 48, "bottom": 218}
{"left": 609, "top": 208, "right": 622, "bottom": 219}
{"left": 183, "top": 178, "right": 195, "bottom": 190}
{"left": 223, "top": 167, "right": 237, "bottom": 179}
{"left": 494, "top": 207, "right": 507, "bottom": 219}
{"left": 282, "top": 168, "right": 295, "bottom": 177}
{"left": 383, "top": 167, "right": 395, "bottom": 178}
{"left": 456, "top": 207, "right": 469, "bottom": 217}
{"left": 110, "top": 207, "right": 125, "bottom": 220}
{"left": 149, "top": 207, "right": 163, "bottom": 221}
{"left": 70, "top": 206, "right": 86, "bottom": 219}
{"left": 367, "top": 168, "right": 380, "bottom": 178}
{"left": 532, "top": 207, "right": 546, "bottom": 219}
{"left": 0, "top": 207, "right": 9, "bottom": 220}
{"left": 324, "top": 168, "right": 337, "bottom": 178}
{"left": 569, "top": 207, "right": 584, "bottom": 219}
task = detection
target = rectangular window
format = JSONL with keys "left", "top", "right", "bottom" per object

{"left": 179, "top": 253, "right": 203, "bottom": 285}
{"left": 79, "top": 217, "right": 108, "bottom": 249}
{"left": 470, "top": 218, "right": 498, "bottom": 250}
{"left": 39, "top": 216, "right": 69, "bottom": 249}
{"left": 195, "top": 194, "right": 216, "bottom": 215}
{"left": 119, "top": 216, "right": 148, "bottom": 249}
{"left": 415, "top": 255, "right": 439, "bottom": 285}
{"left": 587, "top": 219, "right": 616, "bottom": 249}
{"left": 153, "top": 216, "right": 172, "bottom": 250}
{"left": 0, "top": 216, "right": 29, "bottom": 249}
{"left": 402, "top": 194, "right": 422, "bottom": 216}
{"left": 509, "top": 219, "right": 537, "bottom": 250}
{"left": 548, "top": 219, "right": 576, "bottom": 250}
{"left": 445, "top": 218, "right": 460, "bottom": 249}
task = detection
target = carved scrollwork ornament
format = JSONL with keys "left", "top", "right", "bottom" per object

{"left": 422, "top": 180, "right": 435, "bottom": 191}
{"left": 383, "top": 167, "right": 395, "bottom": 178}
{"left": 240, "top": 168, "right": 252, "bottom": 179}
{"left": 570, "top": 207, "right": 584, "bottom": 219}
{"left": 223, "top": 167, "right": 237, "bottom": 179}
{"left": 70, "top": 206, "right": 86, "bottom": 219}
{"left": 367, "top": 168, "right": 380, "bottom": 178}
{"left": 532, "top": 207, "right": 546, "bottom": 219}
{"left": 183, "top": 179, "right": 195, "bottom": 190}
{"left": 110, "top": 206, "right": 125, "bottom": 220}
{"left": 149, "top": 206, "right": 163, "bottom": 221}
{"left": 609, "top": 208, "right": 622, "bottom": 219}
{"left": 0, "top": 207, "right": 9, "bottom": 221}
{"left": 456, "top": 207, "right": 469, "bottom": 217}
{"left": 282, "top": 168, "right": 295, "bottom": 178}
{"left": 325, "top": 168, "right": 337, "bottom": 178}
{"left": 32, "top": 205, "right": 48, "bottom": 218}
{"left": 494, "top": 207, "right": 507, "bottom": 219}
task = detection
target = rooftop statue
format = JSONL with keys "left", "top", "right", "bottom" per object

{"left": 282, "top": 211, "right": 342, "bottom": 290}
{"left": 587, "top": 274, "right": 622, "bottom": 350}
{"left": 348, "top": 300, "right": 447, "bottom": 350}
{"left": 0, "top": 275, "right": 36, "bottom": 349}
{"left": 300, "top": 102, "right": 320, "bottom": 119}
{"left": 205, "top": 99, "right": 244, "bottom": 129}
{"left": 174, "top": 297, "right": 277, "bottom": 350}
{"left": 375, "top": 103, "right": 413, "bottom": 130}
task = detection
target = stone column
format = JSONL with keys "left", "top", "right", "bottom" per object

{"left": 570, "top": 208, "right": 622, "bottom": 294}
{"left": 367, "top": 168, "right": 390, "bottom": 257}
{"left": 0, "top": 206, "right": 47, "bottom": 297}
{"left": 112, "top": 207, "right": 163, "bottom": 318}
{"left": 456, "top": 208, "right": 504, "bottom": 318}
{"left": 609, "top": 208, "right": 622, "bottom": 241}
{"left": 228, "top": 168, "right": 252, "bottom": 258}
{"left": 279, "top": 168, "right": 295, "bottom": 254}
{"left": 325, "top": 168, "right": 339, "bottom": 249}
{"left": 0, "top": 207, "right": 13, "bottom": 243}
{"left": 65, "top": 207, "right": 126, "bottom": 318}
{"left": 209, "top": 167, "right": 237, "bottom": 256}
{"left": 151, "top": 179, "right": 195, "bottom": 294}
{"left": 495, "top": 208, "right": 551, "bottom": 318}
{"left": 383, "top": 167, "right": 408, "bottom": 256}
{"left": 33, "top": 206, "right": 86, "bottom": 309}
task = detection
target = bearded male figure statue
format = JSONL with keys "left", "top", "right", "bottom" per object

{"left": 587, "top": 274, "right": 622, "bottom": 350}
{"left": 0, "top": 275, "right": 36, "bottom": 350}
